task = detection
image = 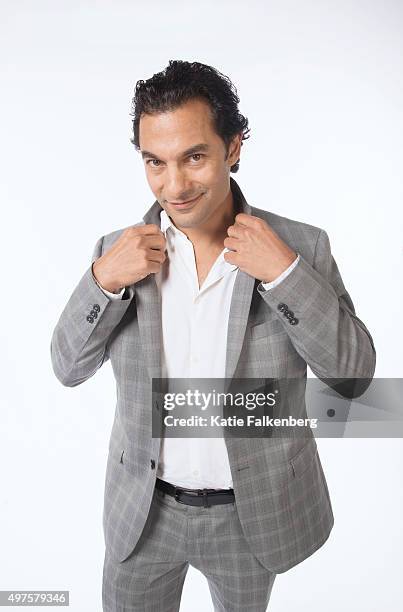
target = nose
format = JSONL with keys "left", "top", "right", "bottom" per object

{"left": 164, "top": 166, "right": 192, "bottom": 203}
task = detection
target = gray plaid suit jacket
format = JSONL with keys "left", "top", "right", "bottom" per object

{"left": 50, "top": 177, "right": 376, "bottom": 573}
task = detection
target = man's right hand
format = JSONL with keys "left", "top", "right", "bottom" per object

{"left": 92, "top": 224, "right": 167, "bottom": 292}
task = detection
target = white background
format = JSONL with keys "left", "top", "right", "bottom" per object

{"left": 0, "top": 1, "right": 402, "bottom": 610}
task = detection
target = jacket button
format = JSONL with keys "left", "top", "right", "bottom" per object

{"left": 150, "top": 459, "right": 155, "bottom": 469}
{"left": 86, "top": 315, "right": 94, "bottom": 323}
{"left": 93, "top": 304, "right": 100, "bottom": 312}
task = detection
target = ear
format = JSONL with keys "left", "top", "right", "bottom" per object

{"left": 227, "top": 133, "right": 242, "bottom": 166}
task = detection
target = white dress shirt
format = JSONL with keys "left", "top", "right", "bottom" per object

{"left": 94, "top": 212, "right": 300, "bottom": 489}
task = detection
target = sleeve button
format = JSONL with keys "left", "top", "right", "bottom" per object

{"left": 86, "top": 315, "right": 94, "bottom": 323}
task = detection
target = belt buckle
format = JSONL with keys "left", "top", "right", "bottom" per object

{"left": 174, "top": 487, "right": 182, "bottom": 503}
{"left": 173, "top": 486, "right": 195, "bottom": 504}
{"left": 200, "top": 489, "right": 209, "bottom": 508}
{"left": 174, "top": 486, "right": 210, "bottom": 507}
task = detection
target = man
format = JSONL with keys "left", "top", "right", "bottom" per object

{"left": 50, "top": 60, "right": 376, "bottom": 611}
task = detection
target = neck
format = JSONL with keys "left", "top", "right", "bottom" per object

{"left": 178, "top": 188, "right": 236, "bottom": 251}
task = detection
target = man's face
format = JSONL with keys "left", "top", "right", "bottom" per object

{"left": 139, "top": 97, "right": 241, "bottom": 229}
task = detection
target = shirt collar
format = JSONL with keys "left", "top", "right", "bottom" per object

{"left": 159, "top": 209, "right": 175, "bottom": 235}
{"left": 159, "top": 209, "right": 238, "bottom": 274}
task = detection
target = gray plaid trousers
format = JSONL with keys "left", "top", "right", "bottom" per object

{"left": 102, "top": 485, "right": 276, "bottom": 612}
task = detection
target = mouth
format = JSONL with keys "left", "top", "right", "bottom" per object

{"left": 168, "top": 194, "right": 202, "bottom": 210}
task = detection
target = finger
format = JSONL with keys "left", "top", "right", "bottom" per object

{"left": 235, "top": 213, "right": 261, "bottom": 228}
{"left": 223, "top": 236, "right": 240, "bottom": 251}
{"left": 142, "top": 234, "right": 167, "bottom": 250}
{"left": 234, "top": 212, "right": 253, "bottom": 226}
{"left": 227, "top": 224, "right": 244, "bottom": 238}
{"left": 223, "top": 250, "right": 238, "bottom": 265}
{"left": 146, "top": 247, "right": 166, "bottom": 263}
{"left": 132, "top": 223, "right": 163, "bottom": 236}
{"left": 147, "top": 260, "right": 164, "bottom": 274}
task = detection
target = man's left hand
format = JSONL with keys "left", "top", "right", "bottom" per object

{"left": 223, "top": 213, "right": 298, "bottom": 283}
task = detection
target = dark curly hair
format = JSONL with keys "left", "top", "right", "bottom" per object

{"left": 129, "top": 60, "right": 250, "bottom": 173}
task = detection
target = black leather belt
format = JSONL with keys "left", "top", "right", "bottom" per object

{"left": 155, "top": 477, "right": 235, "bottom": 508}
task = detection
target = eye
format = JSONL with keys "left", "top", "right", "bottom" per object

{"left": 146, "top": 159, "right": 161, "bottom": 167}
{"left": 145, "top": 153, "right": 204, "bottom": 167}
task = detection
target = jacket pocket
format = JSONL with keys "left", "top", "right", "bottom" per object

{"left": 290, "top": 438, "right": 318, "bottom": 478}
{"left": 249, "top": 318, "right": 286, "bottom": 340}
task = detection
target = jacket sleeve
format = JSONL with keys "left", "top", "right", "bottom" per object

{"left": 50, "top": 235, "right": 134, "bottom": 387}
{"left": 256, "top": 229, "right": 376, "bottom": 397}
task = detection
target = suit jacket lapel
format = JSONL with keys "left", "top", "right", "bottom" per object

{"left": 133, "top": 200, "right": 163, "bottom": 382}
{"left": 224, "top": 178, "right": 255, "bottom": 381}
{"left": 225, "top": 271, "right": 256, "bottom": 381}
{"left": 136, "top": 177, "right": 255, "bottom": 385}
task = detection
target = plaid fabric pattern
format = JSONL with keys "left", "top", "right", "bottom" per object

{"left": 50, "top": 177, "right": 376, "bottom": 583}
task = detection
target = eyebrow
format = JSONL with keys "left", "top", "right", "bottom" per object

{"left": 140, "top": 143, "right": 210, "bottom": 160}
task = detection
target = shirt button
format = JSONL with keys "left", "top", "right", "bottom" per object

{"left": 193, "top": 470, "right": 199, "bottom": 476}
